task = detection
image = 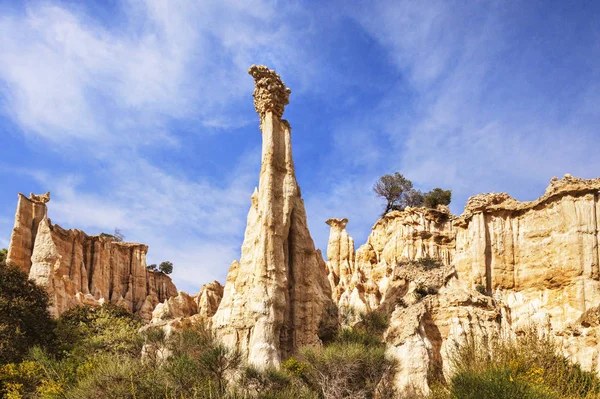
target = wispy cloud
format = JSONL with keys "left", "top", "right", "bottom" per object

{"left": 0, "top": 0, "right": 306, "bottom": 149}
{"left": 0, "top": 0, "right": 313, "bottom": 292}
{"left": 345, "top": 1, "right": 600, "bottom": 210}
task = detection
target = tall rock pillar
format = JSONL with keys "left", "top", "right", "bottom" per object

{"left": 212, "top": 65, "right": 334, "bottom": 368}
{"left": 7, "top": 192, "right": 50, "bottom": 273}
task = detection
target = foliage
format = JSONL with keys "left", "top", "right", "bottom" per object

{"left": 159, "top": 260, "right": 174, "bottom": 274}
{"left": 300, "top": 342, "right": 394, "bottom": 399}
{"left": 0, "top": 262, "right": 55, "bottom": 365}
{"left": 408, "top": 256, "right": 444, "bottom": 271}
{"left": 373, "top": 172, "right": 424, "bottom": 214}
{"left": 359, "top": 310, "right": 389, "bottom": 336}
{"left": 55, "top": 304, "right": 143, "bottom": 359}
{"left": 146, "top": 263, "right": 157, "bottom": 271}
{"left": 0, "top": 248, "right": 7, "bottom": 265}
{"left": 423, "top": 188, "right": 452, "bottom": 209}
{"left": 428, "top": 327, "right": 600, "bottom": 399}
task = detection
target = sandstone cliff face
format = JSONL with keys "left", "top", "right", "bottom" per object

{"left": 326, "top": 174, "right": 600, "bottom": 393}
{"left": 7, "top": 193, "right": 177, "bottom": 319}
{"left": 211, "top": 66, "right": 333, "bottom": 369}
{"left": 327, "top": 207, "right": 455, "bottom": 313}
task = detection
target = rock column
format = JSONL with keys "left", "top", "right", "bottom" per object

{"left": 212, "top": 65, "right": 333, "bottom": 368}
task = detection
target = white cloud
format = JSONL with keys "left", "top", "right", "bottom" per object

{"left": 0, "top": 0, "right": 313, "bottom": 292}
{"left": 0, "top": 0, "right": 305, "bottom": 148}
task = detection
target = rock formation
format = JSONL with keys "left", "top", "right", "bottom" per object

{"left": 326, "top": 174, "right": 600, "bottom": 394}
{"left": 151, "top": 280, "right": 223, "bottom": 325}
{"left": 6, "top": 193, "right": 177, "bottom": 319}
{"left": 6, "top": 192, "right": 49, "bottom": 273}
{"left": 211, "top": 65, "right": 334, "bottom": 369}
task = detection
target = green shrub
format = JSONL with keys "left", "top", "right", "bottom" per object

{"left": 408, "top": 256, "right": 443, "bottom": 271}
{"left": 0, "top": 248, "right": 6, "bottom": 265}
{"left": 0, "top": 262, "right": 55, "bottom": 365}
{"left": 359, "top": 310, "right": 389, "bottom": 336}
{"left": 445, "top": 328, "right": 600, "bottom": 399}
{"left": 450, "top": 367, "right": 550, "bottom": 399}
{"left": 55, "top": 304, "right": 143, "bottom": 359}
{"left": 300, "top": 341, "right": 395, "bottom": 399}
{"left": 423, "top": 188, "right": 452, "bottom": 209}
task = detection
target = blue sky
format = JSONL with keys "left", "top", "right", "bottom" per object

{"left": 0, "top": 0, "right": 599, "bottom": 293}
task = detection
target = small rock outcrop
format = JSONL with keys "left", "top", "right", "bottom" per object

{"left": 211, "top": 66, "right": 334, "bottom": 369}
{"left": 151, "top": 281, "right": 224, "bottom": 325}
{"left": 6, "top": 193, "right": 177, "bottom": 319}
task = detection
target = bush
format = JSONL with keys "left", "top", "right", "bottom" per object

{"left": 423, "top": 188, "right": 452, "bottom": 209}
{"left": 359, "top": 310, "right": 389, "bottom": 336}
{"left": 146, "top": 263, "right": 157, "bottom": 271}
{"left": 55, "top": 304, "right": 143, "bottom": 359}
{"left": 0, "top": 248, "right": 6, "bottom": 265}
{"left": 0, "top": 262, "right": 55, "bottom": 365}
{"left": 159, "top": 261, "right": 174, "bottom": 274}
{"left": 300, "top": 341, "right": 395, "bottom": 399}
{"left": 445, "top": 327, "right": 600, "bottom": 399}
{"left": 408, "top": 256, "right": 443, "bottom": 271}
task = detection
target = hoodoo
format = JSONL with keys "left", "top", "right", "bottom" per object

{"left": 211, "top": 65, "right": 334, "bottom": 368}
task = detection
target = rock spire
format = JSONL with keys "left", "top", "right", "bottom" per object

{"left": 212, "top": 66, "right": 333, "bottom": 369}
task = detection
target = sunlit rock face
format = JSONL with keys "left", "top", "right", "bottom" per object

{"left": 6, "top": 193, "right": 177, "bottom": 320}
{"left": 326, "top": 175, "right": 600, "bottom": 394}
{"left": 151, "top": 280, "right": 224, "bottom": 326}
{"left": 211, "top": 65, "right": 334, "bottom": 369}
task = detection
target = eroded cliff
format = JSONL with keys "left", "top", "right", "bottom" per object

{"left": 7, "top": 193, "right": 177, "bottom": 319}
{"left": 326, "top": 174, "right": 600, "bottom": 394}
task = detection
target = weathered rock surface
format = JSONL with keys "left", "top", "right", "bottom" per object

{"left": 327, "top": 174, "right": 600, "bottom": 393}
{"left": 151, "top": 280, "right": 224, "bottom": 325}
{"left": 7, "top": 193, "right": 177, "bottom": 319}
{"left": 327, "top": 207, "right": 455, "bottom": 313}
{"left": 7, "top": 192, "right": 49, "bottom": 273}
{"left": 211, "top": 66, "right": 334, "bottom": 369}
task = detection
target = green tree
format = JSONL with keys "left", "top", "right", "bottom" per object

{"left": 423, "top": 188, "right": 452, "bottom": 209}
{"left": 146, "top": 263, "right": 157, "bottom": 271}
{"left": 0, "top": 248, "right": 7, "bottom": 265}
{"left": 373, "top": 173, "right": 423, "bottom": 214}
{"left": 0, "top": 262, "right": 55, "bottom": 365}
{"left": 159, "top": 261, "right": 173, "bottom": 275}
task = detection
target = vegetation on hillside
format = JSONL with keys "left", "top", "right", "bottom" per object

{"left": 0, "top": 261, "right": 55, "bottom": 366}
{"left": 0, "top": 303, "right": 395, "bottom": 398}
{"left": 420, "top": 328, "right": 600, "bottom": 399}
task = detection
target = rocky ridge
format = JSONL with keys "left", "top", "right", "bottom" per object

{"left": 6, "top": 193, "right": 177, "bottom": 320}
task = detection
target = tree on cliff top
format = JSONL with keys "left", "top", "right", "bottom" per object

{"left": 423, "top": 188, "right": 452, "bottom": 209}
{"left": 159, "top": 261, "right": 173, "bottom": 275}
{"left": 0, "top": 262, "right": 55, "bottom": 365}
{"left": 373, "top": 173, "right": 423, "bottom": 214}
